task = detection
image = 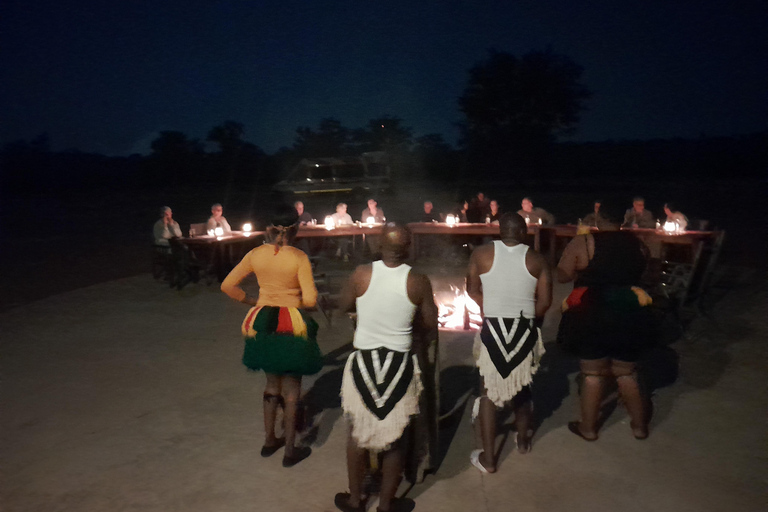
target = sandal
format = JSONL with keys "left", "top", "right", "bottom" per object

{"left": 282, "top": 445, "right": 312, "bottom": 467}
{"left": 470, "top": 449, "right": 491, "bottom": 473}
{"left": 260, "top": 437, "right": 285, "bottom": 457}
{"left": 567, "top": 421, "right": 598, "bottom": 442}
{"left": 334, "top": 492, "right": 366, "bottom": 512}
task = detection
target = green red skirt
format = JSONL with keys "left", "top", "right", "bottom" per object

{"left": 240, "top": 306, "right": 322, "bottom": 376}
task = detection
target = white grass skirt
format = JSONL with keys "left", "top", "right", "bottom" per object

{"left": 473, "top": 328, "right": 545, "bottom": 408}
{"left": 341, "top": 352, "right": 423, "bottom": 451}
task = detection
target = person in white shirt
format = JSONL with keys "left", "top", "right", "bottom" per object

{"left": 467, "top": 213, "right": 552, "bottom": 470}
{"left": 663, "top": 203, "right": 688, "bottom": 231}
{"left": 206, "top": 203, "right": 232, "bottom": 234}
{"left": 331, "top": 203, "right": 354, "bottom": 261}
{"left": 153, "top": 206, "right": 182, "bottom": 247}
{"left": 335, "top": 222, "right": 438, "bottom": 512}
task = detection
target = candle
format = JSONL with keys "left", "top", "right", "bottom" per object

{"left": 324, "top": 216, "right": 335, "bottom": 230}
{"left": 446, "top": 214, "right": 456, "bottom": 226}
{"left": 242, "top": 223, "right": 252, "bottom": 232}
{"left": 366, "top": 216, "right": 375, "bottom": 226}
{"left": 214, "top": 227, "right": 224, "bottom": 237}
{"left": 663, "top": 221, "right": 676, "bottom": 233}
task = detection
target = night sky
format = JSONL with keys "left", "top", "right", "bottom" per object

{"left": 2, "top": 0, "right": 766, "bottom": 156}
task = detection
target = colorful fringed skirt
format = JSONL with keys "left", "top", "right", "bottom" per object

{"left": 241, "top": 306, "right": 323, "bottom": 376}
{"left": 556, "top": 286, "right": 655, "bottom": 362}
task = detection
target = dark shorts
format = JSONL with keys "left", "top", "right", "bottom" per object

{"left": 557, "top": 286, "right": 656, "bottom": 362}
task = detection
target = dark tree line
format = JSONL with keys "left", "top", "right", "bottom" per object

{"left": 2, "top": 48, "right": 765, "bottom": 198}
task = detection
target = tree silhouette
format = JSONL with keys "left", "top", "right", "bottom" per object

{"left": 292, "top": 118, "right": 351, "bottom": 157}
{"left": 149, "top": 130, "right": 204, "bottom": 185}
{"left": 352, "top": 116, "right": 414, "bottom": 153}
{"left": 458, "top": 49, "right": 591, "bottom": 173}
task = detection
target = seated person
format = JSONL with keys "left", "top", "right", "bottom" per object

{"left": 622, "top": 197, "right": 655, "bottom": 229}
{"left": 468, "top": 192, "right": 491, "bottom": 223}
{"left": 518, "top": 197, "right": 555, "bottom": 225}
{"left": 488, "top": 200, "right": 501, "bottom": 224}
{"left": 582, "top": 200, "right": 611, "bottom": 229}
{"left": 360, "top": 198, "right": 385, "bottom": 223}
{"left": 207, "top": 203, "right": 232, "bottom": 234}
{"left": 294, "top": 201, "right": 313, "bottom": 225}
{"left": 332, "top": 203, "right": 354, "bottom": 261}
{"left": 457, "top": 200, "right": 470, "bottom": 223}
{"left": 153, "top": 206, "right": 182, "bottom": 248}
{"left": 420, "top": 201, "right": 440, "bottom": 222}
{"left": 663, "top": 203, "right": 688, "bottom": 231}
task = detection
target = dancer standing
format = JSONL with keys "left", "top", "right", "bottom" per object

{"left": 467, "top": 213, "right": 552, "bottom": 472}
{"left": 334, "top": 222, "right": 438, "bottom": 512}
{"left": 221, "top": 207, "right": 321, "bottom": 467}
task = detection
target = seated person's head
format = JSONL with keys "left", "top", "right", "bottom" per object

{"left": 663, "top": 202, "right": 675, "bottom": 216}
{"left": 161, "top": 206, "right": 173, "bottom": 220}
{"left": 367, "top": 198, "right": 377, "bottom": 210}
{"left": 593, "top": 200, "right": 601, "bottom": 212}
{"left": 632, "top": 197, "right": 645, "bottom": 213}
{"left": 294, "top": 201, "right": 304, "bottom": 215}
{"left": 336, "top": 203, "right": 347, "bottom": 214}
{"left": 424, "top": 201, "right": 433, "bottom": 213}
{"left": 211, "top": 203, "right": 223, "bottom": 219}
{"left": 490, "top": 200, "right": 499, "bottom": 214}
{"left": 521, "top": 197, "right": 533, "bottom": 213}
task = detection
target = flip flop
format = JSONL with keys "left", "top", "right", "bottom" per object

{"left": 260, "top": 437, "right": 285, "bottom": 457}
{"left": 567, "top": 421, "right": 598, "bottom": 442}
{"left": 470, "top": 449, "right": 490, "bottom": 473}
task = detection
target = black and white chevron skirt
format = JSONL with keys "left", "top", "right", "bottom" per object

{"left": 474, "top": 314, "right": 545, "bottom": 408}
{"left": 341, "top": 347, "right": 423, "bottom": 450}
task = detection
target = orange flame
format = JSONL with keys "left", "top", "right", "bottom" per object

{"left": 436, "top": 285, "right": 482, "bottom": 330}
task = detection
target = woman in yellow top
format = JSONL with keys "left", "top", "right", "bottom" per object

{"left": 221, "top": 207, "right": 320, "bottom": 467}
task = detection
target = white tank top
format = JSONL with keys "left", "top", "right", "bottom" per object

{"left": 480, "top": 241, "right": 537, "bottom": 319}
{"left": 354, "top": 261, "right": 417, "bottom": 352}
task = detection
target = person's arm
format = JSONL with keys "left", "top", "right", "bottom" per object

{"left": 534, "top": 256, "right": 553, "bottom": 321}
{"left": 222, "top": 217, "right": 232, "bottom": 233}
{"left": 297, "top": 254, "right": 317, "bottom": 308}
{"left": 466, "top": 247, "right": 486, "bottom": 316}
{"left": 338, "top": 266, "right": 364, "bottom": 313}
{"left": 411, "top": 273, "right": 439, "bottom": 369}
{"left": 220, "top": 251, "right": 257, "bottom": 305}
{"left": 556, "top": 235, "right": 587, "bottom": 283}
{"left": 171, "top": 221, "right": 182, "bottom": 238}
{"left": 206, "top": 218, "right": 216, "bottom": 231}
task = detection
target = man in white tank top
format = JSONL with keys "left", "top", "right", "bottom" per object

{"left": 467, "top": 213, "right": 552, "bottom": 472}
{"left": 335, "top": 222, "right": 438, "bottom": 512}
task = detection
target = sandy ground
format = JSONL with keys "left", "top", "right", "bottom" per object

{"left": 1, "top": 255, "right": 766, "bottom": 511}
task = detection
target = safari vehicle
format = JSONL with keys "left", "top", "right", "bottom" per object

{"left": 273, "top": 151, "right": 392, "bottom": 197}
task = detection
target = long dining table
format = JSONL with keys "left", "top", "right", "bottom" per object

{"left": 180, "top": 231, "right": 266, "bottom": 282}
{"left": 181, "top": 223, "right": 720, "bottom": 282}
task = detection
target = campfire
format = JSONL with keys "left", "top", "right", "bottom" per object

{"left": 437, "top": 285, "right": 482, "bottom": 330}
